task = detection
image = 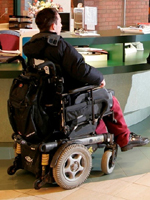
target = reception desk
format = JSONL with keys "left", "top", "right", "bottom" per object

{"left": 20, "top": 29, "right": 150, "bottom": 67}
{"left": 1, "top": 30, "right": 150, "bottom": 142}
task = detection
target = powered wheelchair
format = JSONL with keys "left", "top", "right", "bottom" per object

{"left": 7, "top": 56, "right": 118, "bottom": 190}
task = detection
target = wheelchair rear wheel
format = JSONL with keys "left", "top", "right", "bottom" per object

{"left": 101, "top": 150, "right": 115, "bottom": 174}
{"left": 53, "top": 144, "right": 92, "bottom": 189}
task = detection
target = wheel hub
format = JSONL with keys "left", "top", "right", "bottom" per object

{"left": 70, "top": 161, "right": 79, "bottom": 172}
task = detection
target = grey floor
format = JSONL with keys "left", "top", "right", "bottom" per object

{"left": 0, "top": 116, "right": 150, "bottom": 199}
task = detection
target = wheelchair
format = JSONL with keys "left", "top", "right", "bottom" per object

{"left": 7, "top": 56, "right": 118, "bottom": 190}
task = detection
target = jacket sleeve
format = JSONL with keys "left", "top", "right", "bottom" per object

{"left": 58, "top": 39, "right": 104, "bottom": 86}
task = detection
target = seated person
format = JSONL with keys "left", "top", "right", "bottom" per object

{"left": 23, "top": 8, "right": 149, "bottom": 152}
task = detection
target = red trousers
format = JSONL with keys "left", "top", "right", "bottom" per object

{"left": 96, "top": 96, "right": 130, "bottom": 147}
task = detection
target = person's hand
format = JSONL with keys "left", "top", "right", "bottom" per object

{"left": 100, "top": 79, "right": 106, "bottom": 88}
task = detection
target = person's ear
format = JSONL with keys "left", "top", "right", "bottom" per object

{"left": 50, "top": 23, "right": 55, "bottom": 31}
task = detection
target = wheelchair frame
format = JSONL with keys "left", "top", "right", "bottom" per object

{"left": 7, "top": 56, "right": 118, "bottom": 190}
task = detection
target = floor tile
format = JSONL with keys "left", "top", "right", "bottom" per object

{"left": 26, "top": 187, "right": 79, "bottom": 200}
{"left": 134, "top": 173, "right": 150, "bottom": 187}
{"left": 131, "top": 187, "right": 150, "bottom": 200}
{"left": 115, "top": 182, "right": 148, "bottom": 200}
{"left": 0, "top": 190, "right": 22, "bottom": 199}
{"left": 82, "top": 179, "right": 130, "bottom": 195}
{"left": 60, "top": 188, "right": 100, "bottom": 200}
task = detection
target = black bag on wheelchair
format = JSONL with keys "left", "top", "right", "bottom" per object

{"left": 20, "top": 142, "right": 41, "bottom": 176}
{"left": 7, "top": 56, "right": 63, "bottom": 143}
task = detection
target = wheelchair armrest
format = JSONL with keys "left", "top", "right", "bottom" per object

{"left": 68, "top": 85, "right": 98, "bottom": 94}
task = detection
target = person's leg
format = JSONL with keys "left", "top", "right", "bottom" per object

{"left": 96, "top": 96, "right": 130, "bottom": 147}
{"left": 96, "top": 119, "right": 107, "bottom": 134}
{"left": 96, "top": 96, "right": 149, "bottom": 151}
{"left": 103, "top": 96, "right": 130, "bottom": 147}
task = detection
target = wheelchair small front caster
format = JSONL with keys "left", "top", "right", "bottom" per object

{"left": 101, "top": 150, "right": 115, "bottom": 174}
{"left": 7, "top": 155, "right": 22, "bottom": 175}
{"left": 34, "top": 179, "right": 42, "bottom": 190}
{"left": 7, "top": 165, "right": 17, "bottom": 175}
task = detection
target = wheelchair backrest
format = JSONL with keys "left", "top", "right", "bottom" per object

{"left": 7, "top": 56, "right": 64, "bottom": 143}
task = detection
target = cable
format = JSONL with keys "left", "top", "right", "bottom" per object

{"left": 0, "top": 11, "right": 7, "bottom": 19}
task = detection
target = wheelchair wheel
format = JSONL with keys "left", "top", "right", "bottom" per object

{"left": 7, "top": 165, "right": 17, "bottom": 175}
{"left": 34, "top": 179, "right": 41, "bottom": 190}
{"left": 53, "top": 144, "right": 92, "bottom": 190}
{"left": 101, "top": 150, "right": 115, "bottom": 175}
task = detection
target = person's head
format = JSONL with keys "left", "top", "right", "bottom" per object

{"left": 35, "top": 8, "right": 62, "bottom": 35}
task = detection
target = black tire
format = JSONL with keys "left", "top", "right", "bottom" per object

{"left": 101, "top": 150, "right": 115, "bottom": 175}
{"left": 53, "top": 144, "right": 92, "bottom": 190}
{"left": 34, "top": 179, "right": 41, "bottom": 190}
{"left": 7, "top": 165, "right": 17, "bottom": 175}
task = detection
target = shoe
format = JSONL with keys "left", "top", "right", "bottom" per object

{"left": 121, "top": 132, "right": 150, "bottom": 152}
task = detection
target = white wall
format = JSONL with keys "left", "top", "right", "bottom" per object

{"left": 53, "top": 0, "right": 71, "bottom": 12}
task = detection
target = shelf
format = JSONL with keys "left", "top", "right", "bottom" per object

{"left": 9, "top": 15, "right": 32, "bottom": 29}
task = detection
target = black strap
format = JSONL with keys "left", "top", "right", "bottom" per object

{"left": 30, "top": 33, "right": 60, "bottom": 47}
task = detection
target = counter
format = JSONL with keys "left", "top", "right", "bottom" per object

{"left": 21, "top": 29, "right": 150, "bottom": 66}
{"left": 1, "top": 30, "right": 150, "bottom": 142}
{"left": 0, "top": 61, "right": 150, "bottom": 78}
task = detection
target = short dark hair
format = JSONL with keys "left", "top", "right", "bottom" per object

{"left": 35, "top": 8, "right": 58, "bottom": 32}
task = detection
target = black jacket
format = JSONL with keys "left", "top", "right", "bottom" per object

{"left": 23, "top": 32, "right": 104, "bottom": 91}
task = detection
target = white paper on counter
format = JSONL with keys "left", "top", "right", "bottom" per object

{"left": 85, "top": 6, "right": 97, "bottom": 30}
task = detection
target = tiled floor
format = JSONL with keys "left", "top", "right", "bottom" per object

{"left": 1, "top": 116, "right": 150, "bottom": 200}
